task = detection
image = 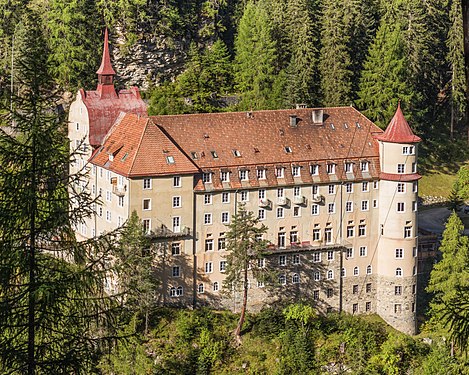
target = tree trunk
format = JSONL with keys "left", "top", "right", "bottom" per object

{"left": 462, "top": 0, "right": 469, "bottom": 142}
{"left": 234, "top": 266, "right": 248, "bottom": 343}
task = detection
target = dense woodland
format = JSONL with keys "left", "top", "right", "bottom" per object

{"left": 0, "top": 0, "right": 468, "bottom": 165}
{"left": 1, "top": 0, "right": 469, "bottom": 373}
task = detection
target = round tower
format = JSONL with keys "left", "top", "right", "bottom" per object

{"left": 375, "top": 103, "right": 421, "bottom": 334}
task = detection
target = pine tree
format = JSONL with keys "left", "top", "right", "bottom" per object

{"left": 427, "top": 212, "right": 469, "bottom": 352}
{"left": 234, "top": 1, "right": 280, "bottom": 110}
{"left": 222, "top": 204, "right": 268, "bottom": 342}
{"left": 0, "top": 14, "right": 121, "bottom": 373}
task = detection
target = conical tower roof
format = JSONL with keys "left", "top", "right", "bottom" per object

{"left": 96, "top": 28, "right": 116, "bottom": 76}
{"left": 375, "top": 102, "right": 421, "bottom": 143}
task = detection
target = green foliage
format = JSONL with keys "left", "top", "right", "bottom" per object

{"left": 427, "top": 212, "right": 469, "bottom": 352}
{"left": 453, "top": 165, "right": 469, "bottom": 201}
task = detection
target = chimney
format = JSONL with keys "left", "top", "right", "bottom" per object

{"left": 312, "top": 109, "right": 324, "bottom": 124}
{"left": 289, "top": 115, "right": 298, "bottom": 127}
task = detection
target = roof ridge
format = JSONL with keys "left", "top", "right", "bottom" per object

{"left": 128, "top": 116, "right": 150, "bottom": 176}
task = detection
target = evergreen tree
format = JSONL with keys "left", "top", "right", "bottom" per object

{"left": 427, "top": 212, "right": 469, "bottom": 352}
{"left": 357, "top": 22, "right": 415, "bottom": 128}
{"left": 234, "top": 1, "right": 282, "bottom": 110}
{"left": 0, "top": 14, "right": 120, "bottom": 373}
{"left": 222, "top": 204, "right": 268, "bottom": 342}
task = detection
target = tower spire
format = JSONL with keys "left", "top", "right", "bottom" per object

{"left": 97, "top": 28, "right": 116, "bottom": 80}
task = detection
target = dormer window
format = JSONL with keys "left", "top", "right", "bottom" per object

{"left": 232, "top": 149, "right": 241, "bottom": 157}
{"left": 191, "top": 152, "right": 198, "bottom": 159}
{"left": 275, "top": 167, "right": 285, "bottom": 178}
{"left": 220, "top": 171, "right": 230, "bottom": 182}
{"left": 239, "top": 170, "right": 248, "bottom": 181}
{"left": 292, "top": 166, "right": 301, "bottom": 177}
{"left": 257, "top": 169, "right": 266, "bottom": 180}
{"left": 284, "top": 146, "right": 292, "bottom": 153}
{"left": 310, "top": 164, "right": 319, "bottom": 175}
{"left": 360, "top": 161, "right": 369, "bottom": 172}
{"left": 211, "top": 151, "right": 218, "bottom": 159}
{"left": 202, "top": 172, "right": 212, "bottom": 183}
{"left": 166, "top": 156, "right": 175, "bottom": 164}
{"left": 326, "top": 163, "right": 336, "bottom": 174}
{"left": 345, "top": 162, "right": 353, "bottom": 173}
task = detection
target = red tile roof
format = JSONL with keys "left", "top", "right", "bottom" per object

{"left": 375, "top": 103, "right": 421, "bottom": 144}
{"left": 90, "top": 113, "right": 199, "bottom": 177}
{"left": 96, "top": 28, "right": 116, "bottom": 76}
{"left": 379, "top": 172, "right": 421, "bottom": 182}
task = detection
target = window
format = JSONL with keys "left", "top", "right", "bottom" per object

{"left": 402, "top": 146, "right": 414, "bottom": 155}
{"left": 313, "top": 252, "right": 321, "bottom": 262}
{"left": 327, "top": 250, "right": 334, "bottom": 260}
{"left": 328, "top": 184, "right": 335, "bottom": 194}
{"left": 257, "top": 280, "right": 265, "bottom": 288}
{"left": 310, "top": 164, "right": 319, "bottom": 175}
{"left": 118, "top": 196, "right": 124, "bottom": 207}
{"left": 278, "top": 232, "right": 286, "bottom": 248}
{"left": 142, "top": 198, "right": 151, "bottom": 210}
{"left": 258, "top": 258, "right": 266, "bottom": 268}
{"left": 205, "top": 239, "right": 214, "bottom": 251}
{"left": 366, "top": 283, "right": 372, "bottom": 293}
{"left": 361, "top": 200, "right": 369, "bottom": 211}
{"left": 311, "top": 204, "right": 319, "bottom": 215}
{"left": 366, "top": 302, "right": 371, "bottom": 312}
{"left": 397, "top": 202, "right": 405, "bottom": 212}
{"left": 204, "top": 213, "right": 212, "bottom": 225}
{"left": 172, "top": 266, "right": 180, "bottom": 277}
{"left": 412, "top": 284, "right": 416, "bottom": 294}
{"left": 205, "top": 262, "right": 213, "bottom": 273}
{"left": 292, "top": 273, "right": 300, "bottom": 283}
{"left": 326, "top": 163, "right": 336, "bottom": 174}
{"left": 240, "top": 191, "right": 249, "bottom": 201}
{"left": 404, "top": 226, "right": 412, "bottom": 238}
{"left": 290, "top": 231, "right": 298, "bottom": 243}
{"left": 172, "top": 216, "right": 180, "bottom": 233}
{"left": 198, "top": 284, "right": 204, "bottom": 293}
{"left": 328, "top": 203, "right": 335, "bottom": 214}
{"left": 345, "top": 182, "right": 353, "bottom": 193}
{"left": 373, "top": 199, "right": 378, "bottom": 208}
{"left": 353, "top": 266, "right": 359, "bottom": 276}
{"left": 325, "top": 228, "right": 332, "bottom": 244}
{"left": 293, "top": 186, "right": 301, "bottom": 196}
{"left": 276, "top": 167, "right": 285, "bottom": 178}
{"left": 396, "top": 267, "right": 403, "bottom": 277}
{"left": 313, "top": 271, "right": 320, "bottom": 281}
{"left": 169, "top": 286, "right": 184, "bottom": 297}
{"left": 413, "top": 265, "right": 417, "bottom": 275}
{"left": 220, "top": 261, "right": 227, "bottom": 272}
{"left": 293, "top": 206, "right": 301, "bottom": 217}
{"left": 373, "top": 181, "right": 379, "bottom": 189}
{"left": 359, "top": 246, "right": 367, "bottom": 257}
{"left": 395, "top": 248, "right": 404, "bottom": 258}
{"left": 360, "top": 161, "right": 369, "bottom": 172}
{"left": 353, "top": 284, "right": 359, "bottom": 294}
{"left": 347, "top": 226, "right": 354, "bottom": 238}
{"left": 232, "top": 149, "right": 241, "bottom": 157}
{"left": 277, "top": 188, "right": 284, "bottom": 198}
{"left": 394, "top": 304, "right": 402, "bottom": 313}
{"left": 222, "top": 192, "right": 230, "bottom": 203}
{"left": 143, "top": 219, "right": 151, "bottom": 234}
{"left": 312, "top": 185, "right": 319, "bottom": 195}
{"left": 279, "top": 255, "right": 286, "bottom": 266}
{"left": 313, "top": 229, "right": 321, "bottom": 241}
{"left": 346, "top": 201, "right": 353, "bottom": 212}
{"left": 395, "top": 286, "right": 402, "bottom": 295}
{"left": 210, "top": 282, "right": 218, "bottom": 292}
{"left": 413, "top": 246, "right": 417, "bottom": 257}
{"left": 221, "top": 171, "right": 230, "bottom": 182}
{"left": 326, "top": 288, "right": 334, "bottom": 298}
{"left": 285, "top": 146, "right": 292, "bottom": 153}
{"left": 218, "top": 237, "right": 226, "bottom": 251}
{"left": 397, "top": 164, "right": 405, "bottom": 173}
{"left": 412, "top": 162, "right": 417, "bottom": 173}
{"left": 171, "top": 243, "right": 180, "bottom": 256}
{"left": 327, "top": 270, "right": 334, "bottom": 279}
{"left": 166, "top": 155, "right": 175, "bottom": 164}
{"left": 346, "top": 248, "right": 353, "bottom": 258}
{"left": 277, "top": 207, "right": 284, "bottom": 218}
{"left": 204, "top": 194, "right": 212, "bottom": 205}
{"left": 106, "top": 210, "right": 111, "bottom": 222}
{"left": 239, "top": 170, "right": 248, "bottom": 181}
{"left": 292, "top": 254, "right": 300, "bottom": 265}
{"left": 172, "top": 196, "right": 181, "bottom": 208}
{"left": 173, "top": 176, "right": 181, "bottom": 187}
{"left": 358, "top": 224, "right": 366, "bottom": 237}
{"left": 313, "top": 290, "right": 320, "bottom": 300}
{"left": 143, "top": 178, "right": 151, "bottom": 189}
{"left": 345, "top": 162, "right": 353, "bottom": 173}
{"left": 258, "top": 189, "right": 266, "bottom": 199}
{"left": 279, "top": 274, "right": 287, "bottom": 285}
{"left": 221, "top": 212, "right": 230, "bottom": 224}
{"left": 292, "top": 166, "right": 301, "bottom": 177}
{"left": 362, "top": 181, "right": 369, "bottom": 192}
{"left": 413, "top": 181, "right": 418, "bottom": 193}
{"left": 353, "top": 303, "right": 359, "bottom": 313}
{"left": 202, "top": 172, "right": 212, "bottom": 183}
{"left": 397, "top": 183, "right": 405, "bottom": 193}
{"left": 341, "top": 268, "right": 346, "bottom": 277}
{"left": 258, "top": 209, "right": 266, "bottom": 220}
{"left": 412, "top": 201, "right": 417, "bottom": 211}
{"left": 257, "top": 169, "right": 266, "bottom": 180}
{"left": 211, "top": 151, "right": 218, "bottom": 159}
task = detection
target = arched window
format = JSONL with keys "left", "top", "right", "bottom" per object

{"left": 176, "top": 286, "right": 183, "bottom": 296}
{"left": 198, "top": 283, "right": 204, "bottom": 293}
{"left": 279, "top": 274, "right": 286, "bottom": 285}
{"left": 213, "top": 281, "right": 219, "bottom": 292}
{"left": 366, "top": 265, "right": 372, "bottom": 275}
{"left": 169, "top": 287, "right": 177, "bottom": 297}
{"left": 327, "top": 270, "right": 333, "bottom": 279}
{"left": 396, "top": 267, "right": 403, "bottom": 277}
{"left": 292, "top": 273, "right": 300, "bottom": 283}
{"left": 313, "top": 271, "right": 321, "bottom": 281}
{"left": 353, "top": 266, "right": 359, "bottom": 276}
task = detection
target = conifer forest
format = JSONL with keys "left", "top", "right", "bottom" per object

{"left": 1, "top": 0, "right": 469, "bottom": 373}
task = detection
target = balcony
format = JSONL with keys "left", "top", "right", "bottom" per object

{"left": 112, "top": 184, "right": 127, "bottom": 196}
{"left": 277, "top": 197, "right": 290, "bottom": 206}
{"left": 311, "top": 194, "right": 324, "bottom": 203}
{"left": 259, "top": 198, "right": 272, "bottom": 208}
{"left": 293, "top": 195, "right": 307, "bottom": 205}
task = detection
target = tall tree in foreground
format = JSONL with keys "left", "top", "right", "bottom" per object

{"left": 0, "top": 15, "right": 120, "bottom": 373}
{"left": 223, "top": 204, "right": 268, "bottom": 343}
{"left": 427, "top": 212, "right": 469, "bottom": 352}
